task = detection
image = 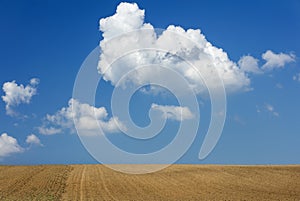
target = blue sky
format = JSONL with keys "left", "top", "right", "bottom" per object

{"left": 0, "top": 0, "right": 299, "bottom": 165}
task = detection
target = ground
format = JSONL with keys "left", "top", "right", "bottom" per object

{"left": 0, "top": 164, "right": 299, "bottom": 200}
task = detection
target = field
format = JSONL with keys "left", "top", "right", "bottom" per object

{"left": 0, "top": 165, "right": 299, "bottom": 200}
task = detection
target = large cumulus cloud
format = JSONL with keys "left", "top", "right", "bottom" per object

{"left": 97, "top": 3, "right": 296, "bottom": 95}
{"left": 97, "top": 2, "right": 250, "bottom": 94}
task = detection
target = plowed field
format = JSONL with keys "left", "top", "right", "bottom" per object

{"left": 0, "top": 165, "right": 299, "bottom": 200}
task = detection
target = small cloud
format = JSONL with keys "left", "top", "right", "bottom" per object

{"left": 0, "top": 133, "right": 24, "bottom": 158}
{"left": 293, "top": 73, "right": 300, "bottom": 82}
{"left": 29, "top": 78, "right": 40, "bottom": 86}
{"left": 151, "top": 103, "right": 194, "bottom": 121}
{"left": 139, "top": 85, "right": 170, "bottom": 97}
{"left": 38, "top": 127, "right": 62, "bottom": 135}
{"left": 233, "top": 115, "right": 245, "bottom": 125}
{"left": 265, "top": 103, "right": 279, "bottom": 117}
{"left": 275, "top": 83, "right": 283, "bottom": 89}
{"left": 26, "top": 134, "right": 43, "bottom": 146}
{"left": 1, "top": 78, "right": 39, "bottom": 116}
{"left": 238, "top": 55, "right": 262, "bottom": 74}
{"left": 262, "top": 50, "right": 295, "bottom": 70}
{"left": 256, "top": 105, "right": 261, "bottom": 113}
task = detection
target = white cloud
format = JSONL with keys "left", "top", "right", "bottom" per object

{"left": 0, "top": 133, "right": 24, "bottom": 158}
{"left": 151, "top": 103, "right": 194, "bottom": 121}
{"left": 2, "top": 78, "right": 39, "bottom": 116}
{"left": 262, "top": 50, "right": 295, "bottom": 70}
{"left": 39, "top": 98, "right": 126, "bottom": 136}
{"left": 29, "top": 78, "right": 40, "bottom": 86}
{"left": 38, "top": 127, "right": 62, "bottom": 135}
{"left": 293, "top": 73, "right": 300, "bottom": 82}
{"left": 26, "top": 134, "right": 42, "bottom": 146}
{"left": 98, "top": 2, "right": 251, "bottom": 94}
{"left": 238, "top": 55, "right": 262, "bottom": 74}
{"left": 265, "top": 103, "right": 279, "bottom": 117}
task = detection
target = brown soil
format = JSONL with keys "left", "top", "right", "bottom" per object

{"left": 0, "top": 164, "right": 299, "bottom": 200}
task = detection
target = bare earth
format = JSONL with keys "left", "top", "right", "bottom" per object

{"left": 0, "top": 165, "right": 299, "bottom": 200}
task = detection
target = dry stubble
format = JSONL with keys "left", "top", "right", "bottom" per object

{"left": 1, "top": 164, "right": 300, "bottom": 200}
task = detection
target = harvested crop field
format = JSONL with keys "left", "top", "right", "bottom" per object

{"left": 0, "top": 164, "right": 299, "bottom": 200}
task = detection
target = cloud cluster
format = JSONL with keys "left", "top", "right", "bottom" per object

{"left": 258, "top": 103, "right": 279, "bottom": 117}
{"left": 238, "top": 51, "right": 295, "bottom": 74}
{"left": 39, "top": 98, "right": 126, "bottom": 136}
{"left": 98, "top": 3, "right": 296, "bottom": 95}
{"left": 0, "top": 133, "right": 24, "bottom": 158}
{"left": 1, "top": 2, "right": 297, "bottom": 160}
{"left": 151, "top": 104, "right": 194, "bottom": 121}
{"left": 2, "top": 78, "right": 39, "bottom": 116}
{"left": 0, "top": 132, "right": 42, "bottom": 158}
